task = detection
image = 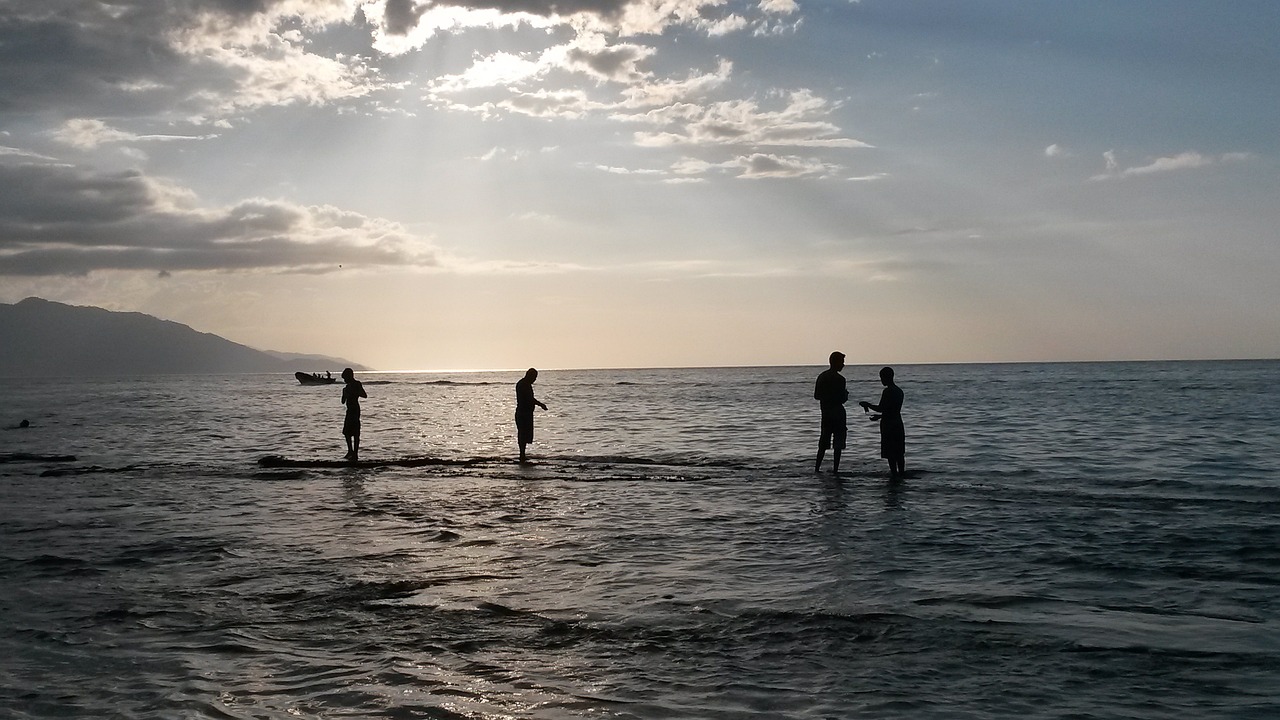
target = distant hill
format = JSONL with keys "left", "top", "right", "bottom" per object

{"left": 0, "top": 297, "right": 370, "bottom": 377}
{"left": 263, "top": 350, "right": 370, "bottom": 372}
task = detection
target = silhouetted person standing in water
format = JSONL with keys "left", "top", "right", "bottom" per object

{"left": 861, "top": 366, "right": 905, "bottom": 479}
{"left": 341, "top": 367, "right": 367, "bottom": 461}
{"left": 515, "top": 368, "right": 547, "bottom": 463}
{"left": 814, "top": 351, "right": 849, "bottom": 474}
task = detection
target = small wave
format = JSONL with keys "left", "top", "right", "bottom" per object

{"left": 0, "top": 452, "right": 77, "bottom": 463}
{"left": 23, "top": 553, "right": 91, "bottom": 568}
{"left": 39, "top": 464, "right": 144, "bottom": 477}
{"left": 548, "top": 453, "right": 747, "bottom": 469}
{"left": 257, "top": 454, "right": 480, "bottom": 469}
{"left": 914, "top": 593, "right": 1056, "bottom": 610}
{"left": 408, "top": 379, "right": 503, "bottom": 386}
{"left": 252, "top": 469, "right": 309, "bottom": 481}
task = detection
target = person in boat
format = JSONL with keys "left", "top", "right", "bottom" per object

{"left": 860, "top": 366, "right": 905, "bottom": 479}
{"left": 340, "top": 367, "right": 367, "bottom": 460}
{"left": 814, "top": 351, "right": 849, "bottom": 474}
{"left": 325, "top": 371, "right": 331, "bottom": 379}
{"left": 515, "top": 368, "right": 548, "bottom": 463}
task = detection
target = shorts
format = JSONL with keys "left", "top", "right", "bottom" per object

{"left": 819, "top": 414, "right": 846, "bottom": 451}
{"left": 515, "top": 411, "right": 534, "bottom": 445}
{"left": 880, "top": 418, "right": 905, "bottom": 459}
{"left": 343, "top": 412, "right": 360, "bottom": 438}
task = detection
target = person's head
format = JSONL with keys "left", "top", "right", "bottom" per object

{"left": 879, "top": 366, "right": 894, "bottom": 385}
{"left": 525, "top": 368, "right": 539, "bottom": 382}
{"left": 829, "top": 351, "right": 845, "bottom": 371}
{"left": 341, "top": 367, "right": 354, "bottom": 381}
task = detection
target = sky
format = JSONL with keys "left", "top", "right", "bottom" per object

{"left": 1, "top": 0, "right": 1278, "bottom": 371}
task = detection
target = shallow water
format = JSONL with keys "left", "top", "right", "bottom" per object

{"left": 1, "top": 361, "right": 1278, "bottom": 718}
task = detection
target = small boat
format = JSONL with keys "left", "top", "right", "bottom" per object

{"left": 295, "top": 371, "right": 336, "bottom": 385}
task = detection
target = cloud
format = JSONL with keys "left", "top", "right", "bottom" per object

{"left": 0, "top": 146, "right": 58, "bottom": 162}
{"left": 669, "top": 152, "right": 840, "bottom": 180}
{"left": 1044, "top": 143, "right": 1064, "bottom": 158}
{"left": 735, "top": 152, "right": 838, "bottom": 179}
{"left": 0, "top": 1, "right": 382, "bottom": 123}
{"left": 51, "top": 119, "right": 219, "bottom": 150}
{"left": 1090, "top": 150, "right": 1250, "bottom": 181}
{"left": 1119, "top": 152, "right": 1211, "bottom": 176}
{"left": 0, "top": 160, "right": 437, "bottom": 276}
{"left": 430, "top": 51, "right": 550, "bottom": 93}
{"left": 501, "top": 89, "right": 597, "bottom": 118}
{"left": 382, "top": 0, "right": 428, "bottom": 35}
{"left": 616, "top": 59, "right": 733, "bottom": 108}
{"left": 2, "top": 0, "right": 859, "bottom": 177}
{"left": 565, "top": 43, "right": 655, "bottom": 82}
{"left": 592, "top": 164, "right": 663, "bottom": 175}
{"left": 0, "top": 0, "right": 818, "bottom": 126}
{"left": 698, "top": 13, "right": 748, "bottom": 36}
{"left": 760, "top": 0, "right": 798, "bottom": 13}
{"left": 367, "top": 0, "right": 790, "bottom": 52}
{"left": 627, "top": 90, "right": 871, "bottom": 150}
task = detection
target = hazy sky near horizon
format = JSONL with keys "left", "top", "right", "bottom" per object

{"left": 1, "top": 0, "right": 1277, "bottom": 370}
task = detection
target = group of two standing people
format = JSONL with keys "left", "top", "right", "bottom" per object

{"left": 337, "top": 366, "right": 548, "bottom": 463}
{"left": 814, "top": 351, "right": 905, "bottom": 478}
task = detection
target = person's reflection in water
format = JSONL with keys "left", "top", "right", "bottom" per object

{"left": 860, "top": 366, "right": 905, "bottom": 479}
{"left": 515, "top": 368, "right": 548, "bottom": 464}
{"left": 341, "top": 367, "right": 367, "bottom": 461}
{"left": 814, "top": 351, "right": 849, "bottom": 475}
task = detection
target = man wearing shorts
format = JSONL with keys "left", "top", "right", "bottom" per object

{"left": 814, "top": 351, "right": 848, "bottom": 474}
{"left": 515, "top": 368, "right": 547, "bottom": 463}
{"left": 341, "top": 367, "right": 367, "bottom": 461}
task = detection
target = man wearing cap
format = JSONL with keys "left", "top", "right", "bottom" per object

{"left": 814, "top": 351, "right": 849, "bottom": 474}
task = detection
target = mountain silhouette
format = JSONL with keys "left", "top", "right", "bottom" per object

{"left": 0, "top": 297, "right": 369, "bottom": 377}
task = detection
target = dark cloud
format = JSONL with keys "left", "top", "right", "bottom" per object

{"left": 0, "top": 0, "right": 372, "bottom": 121}
{"left": 0, "top": 161, "right": 436, "bottom": 276}
{"left": 383, "top": 0, "right": 426, "bottom": 35}
{"left": 565, "top": 44, "right": 650, "bottom": 81}
{"left": 0, "top": 5, "right": 182, "bottom": 117}
{"left": 428, "top": 0, "right": 632, "bottom": 19}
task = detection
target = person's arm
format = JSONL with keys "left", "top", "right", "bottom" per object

{"left": 359, "top": 382, "right": 368, "bottom": 399}
{"left": 862, "top": 388, "right": 889, "bottom": 412}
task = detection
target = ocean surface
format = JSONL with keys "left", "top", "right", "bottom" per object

{"left": 1, "top": 361, "right": 1278, "bottom": 719}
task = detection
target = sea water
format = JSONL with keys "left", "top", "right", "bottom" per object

{"left": 1, "top": 361, "right": 1278, "bottom": 718}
